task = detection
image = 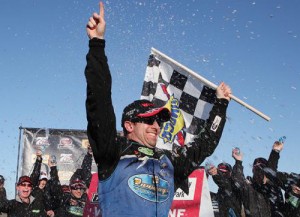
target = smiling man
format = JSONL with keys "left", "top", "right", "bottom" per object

{"left": 0, "top": 176, "right": 47, "bottom": 216}
{"left": 85, "top": 2, "right": 232, "bottom": 217}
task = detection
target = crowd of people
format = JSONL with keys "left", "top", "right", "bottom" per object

{"left": 0, "top": 148, "right": 93, "bottom": 217}
{"left": 206, "top": 140, "right": 300, "bottom": 217}
{"left": 0, "top": 1, "right": 299, "bottom": 217}
{"left": 0, "top": 142, "right": 299, "bottom": 217}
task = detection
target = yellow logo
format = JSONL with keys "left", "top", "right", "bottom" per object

{"left": 160, "top": 95, "right": 185, "bottom": 144}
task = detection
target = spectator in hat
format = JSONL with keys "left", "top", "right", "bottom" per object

{"left": 0, "top": 175, "right": 47, "bottom": 216}
{"left": 30, "top": 150, "right": 49, "bottom": 192}
{"left": 85, "top": 2, "right": 232, "bottom": 217}
{"left": 45, "top": 150, "right": 92, "bottom": 216}
{"left": 28, "top": 150, "right": 55, "bottom": 217}
{"left": 231, "top": 141, "right": 285, "bottom": 217}
{"left": 51, "top": 174, "right": 88, "bottom": 216}
{"left": 207, "top": 161, "right": 242, "bottom": 217}
{"left": 38, "top": 173, "right": 48, "bottom": 190}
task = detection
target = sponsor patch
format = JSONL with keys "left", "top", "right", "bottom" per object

{"left": 128, "top": 174, "right": 169, "bottom": 202}
{"left": 210, "top": 115, "right": 222, "bottom": 132}
{"left": 32, "top": 209, "right": 41, "bottom": 213}
{"left": 138, "top": 147, "right": 154, "bottom": 156}
{"left": 67, "top": 206, "right": 84, "bottom": 216}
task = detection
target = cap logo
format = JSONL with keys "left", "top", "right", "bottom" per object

{"left": 143, "top": 108, "right": 160, "bottom": 114}
{"left": 126, "top": 109, "right": 136, "bottom": 116}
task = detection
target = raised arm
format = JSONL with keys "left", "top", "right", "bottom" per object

{"left": 186, "top": 82, "right": 230, "bottom": 163}
{"left": 231, "top": 148, "right": 246, "bottom": 190}
{"left": 267, "top": 140, "right": 283, "bottom": 171}
{"left": 30, "top": 150, "right": 43, "bottom": 187}
{"left": 69, "top": 149, "right": 93, "bottom": 188}
{"left": 172, "top": 82, "right": 231, "bottom": 192}
{"left": 85, "top": 2, "right": 118, "bottom": 176}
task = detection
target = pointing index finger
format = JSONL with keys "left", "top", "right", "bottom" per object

{"left": 99, "top": 1, "right": 104, "bottom": 19}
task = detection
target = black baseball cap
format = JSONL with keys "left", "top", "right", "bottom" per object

{"left": 253, "top": 157, "right": 267, "bottom": 168}
{"left": 121, "top": 99, "right": 170, "bottom": 128}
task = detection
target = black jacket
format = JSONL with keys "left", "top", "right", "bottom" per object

{"left": 212, "top": 171, "right": 242, "bottom": 217}
{"left": 232, "top": 160, "right": 272, "bottom": 217}
{"left": 0, "top": 195, "right": 47, "bottom": 217}
{"left": 232, "top": 150, "right": 284, "bottom": 217}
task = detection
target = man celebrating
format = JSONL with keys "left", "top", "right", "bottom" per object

{"left": 85, "top": 2, "right": 232, "bottom": 217}
{"left": 0, "top": 176, "right": 47, "bottom": 216}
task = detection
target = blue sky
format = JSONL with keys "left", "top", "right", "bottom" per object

{"left": 0, "top": 0, "right": 299, "bottom": 198}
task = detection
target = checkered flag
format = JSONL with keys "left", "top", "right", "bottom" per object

{"left": 141, "top": 49, "right": 217, "bottom": 150}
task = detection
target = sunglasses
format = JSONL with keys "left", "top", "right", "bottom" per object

{"left": 20, "top": 183, "right": 33, "bottom": 188}
{"left": 253, "top": 163, "right": 266, "bottom": 168}
{"left": 70, "top": 186, "right": 85, "bottom": 190}
{"left": 132, "top": 116, "right": 165, "bottom": 127}
{"left": 218, "top": 169, "right": 229, "bottom": 173}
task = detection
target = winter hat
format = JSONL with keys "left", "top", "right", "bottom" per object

{"left": 121, "top": 99, "right": 170, "bottom": 128}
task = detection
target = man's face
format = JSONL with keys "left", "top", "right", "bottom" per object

{"left": 129, "top": 119, "right": 161, "bottom": 148}
{"left": 71, "top": 185, "right": 84, "bottom": 199}
{"left": 17, "top": 182, "right": 32, "bottom": 199}
{"left": 252, "top": 167, "right": 266, "bottom": 185}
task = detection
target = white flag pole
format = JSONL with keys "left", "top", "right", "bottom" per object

{"left": 151, "top": 47, "right": 271, "bottom": 122}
